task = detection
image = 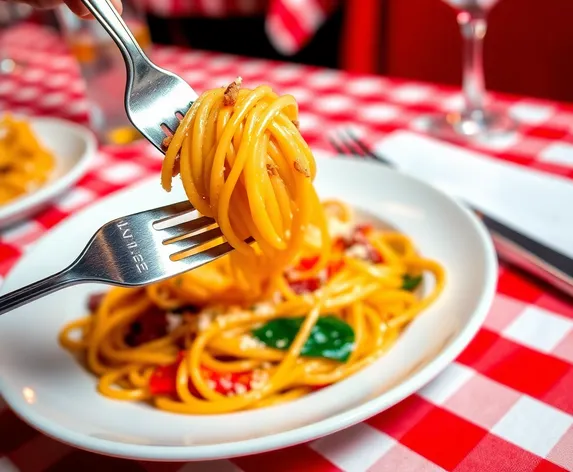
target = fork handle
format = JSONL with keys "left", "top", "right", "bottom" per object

{"left": 80, "top": 0, "right": 150, "bottom": 72}
{"left": 0, "top": 268, "right": 78, "bottom": 316}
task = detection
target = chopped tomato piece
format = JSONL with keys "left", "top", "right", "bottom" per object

{"left": 332, "top": 238, "right": 346, "bottom": 252}
{"left": 346, "top": 224, "right": 384, "bottom": 264}
{"left": 148, "top": 352, "right": 185, "bottom": 395}
{"left": 289, "top": 277, "right": 321, "bottom": 294}
{"left": 87, "top": 293, "right": 105, "bottom": 312}
{"left": 367, "top": 247, "right": 383, "bottom": 264}
{"left": 296, "top": 255, "right": 320, "bottom": 271}
{"left": 327, "top": 259, "right": 345, "bottom": 278}
{"left": 125, "top": 308, "right": 168, "bottom": 347}
{"left": 201, "top": 368, "right": 256, "bottom": 396}
{"left": 353, "top": 224, "right": 374, "bottom": 243}
{"left": 148, "top": 352, "right": 255, "bottom": 397}
{"left": 289, "top": 259, "right": 345, "bottom": 294}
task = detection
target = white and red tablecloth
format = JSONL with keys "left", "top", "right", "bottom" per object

{"left": 1, "top": 24, "right": 573, "bottom": 472}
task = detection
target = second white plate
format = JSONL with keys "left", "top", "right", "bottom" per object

{"left": 0, "top": 116, "right": 97, "bottom": 228}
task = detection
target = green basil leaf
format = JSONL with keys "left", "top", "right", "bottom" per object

{"left": 402, "top": 274, "right": 423, "bottom": 291}
{"left": 252, "top": 315, "right": 355, "bottom": 362}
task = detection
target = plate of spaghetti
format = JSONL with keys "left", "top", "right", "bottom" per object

{"left": 0, "top": 81, "right": 497, "bottom": 461}
{"left": 0, "top": 114, "right": 96, "bottom": 227}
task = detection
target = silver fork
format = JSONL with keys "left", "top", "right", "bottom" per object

{"left": 80, "top": 0, "right": 198, "bottom": 152}
{"left": 331, "top": 129, "right": 573, "bottom": 299}
{"left": 0, "top": 3, "right": 234, "bottom": 316}
{"left": 0, "top": 201, "right": 239, "bottom": 316}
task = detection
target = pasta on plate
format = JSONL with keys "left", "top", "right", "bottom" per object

{"left": 59, "top": 79, "right": 445, "bottom": 414}
{"left": 0, "top": 114, "right": 55, "bottom": 205}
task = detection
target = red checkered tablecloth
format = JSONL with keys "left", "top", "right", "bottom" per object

{"left": 1, "top": 24, "right": 573, "bottom": 472}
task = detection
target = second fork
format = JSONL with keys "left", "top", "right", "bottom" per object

{"left": 0, "top": 201, "right": 234, "bottom": 316}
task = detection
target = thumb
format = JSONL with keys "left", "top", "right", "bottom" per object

{"left": 64, "top": 0, "right": 123, "bottom": 19}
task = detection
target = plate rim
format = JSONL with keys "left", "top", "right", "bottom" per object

{"left": 0, "top": 157, "right": 498, "bottom": 461}
{"left": 0, "top": 115, "right": 97, "bottom": 225}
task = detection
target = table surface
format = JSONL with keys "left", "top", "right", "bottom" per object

{"left": 1, "top": 24, "right": 573, "bottom": 472}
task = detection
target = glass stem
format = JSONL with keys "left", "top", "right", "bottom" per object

{"left": 457, "top": 12, "right": 488, "bottom": 116}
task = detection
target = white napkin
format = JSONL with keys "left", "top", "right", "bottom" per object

{"left": 375, "top": 131, "right": 573, "bottom": 259}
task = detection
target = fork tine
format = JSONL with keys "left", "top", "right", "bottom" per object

{"left": 167, "top": 227, "right": 224, "bottom": 258}
{"left": 330, "top": 131, "right": 363, "bottom": 158}
{"left": 345, "top": 130, "right": 371, "bottom": 154}
{"left": 328, "top": 135, "right": 346, "bottom": 155}
{"left": 160, "top": 216, "right": 215, "bottom": 242}
{"left": 161, "top": 114, "right": 183, "bottom": 135}
{"left": 149, "top": 201, "right": 196, "bottom": 222}
{"left": 339, "top": 130, "right": 368, "bottom": 157}
{"left": 345, "top": 131, "right": 394, "bottom": 166}
{"left": 180, "top": 240, "right": 234, "bottom": 268}
{"left": 108, "top": 200, "right": 195, "bottom": 229}
{"left": 177, "top": 236, "right": 255, "bottom": 267}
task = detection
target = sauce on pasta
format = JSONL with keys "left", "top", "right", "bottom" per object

{"left": 59, "top": 80, "right": 445, "bottom": 414}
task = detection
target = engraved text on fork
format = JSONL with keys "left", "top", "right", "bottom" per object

{"left": 116, "top": 220, "right": 149, "bottom": 274}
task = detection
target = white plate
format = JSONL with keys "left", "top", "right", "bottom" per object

{"left": 0, "top": 116, "right": 97, "bottom": 228}
{"left": 0, "top": 157, "right": 497, "bottom": 461}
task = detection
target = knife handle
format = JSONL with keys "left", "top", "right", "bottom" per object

{"left": 473, "top": 209, "right": 573, "bottom": 299}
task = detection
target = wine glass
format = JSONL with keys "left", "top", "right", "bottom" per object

{"left": 0, "top": 3, "right": 32, "bottom": 74}
{"left": 423, "top": 0, "right": 515, "bottom": 138}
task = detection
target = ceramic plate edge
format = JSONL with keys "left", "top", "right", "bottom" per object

{"left": 0, "top": 160, "right": 498, "bottom": 461}
{"left": 0, "top": 116, "right": 97, "bottom": 223}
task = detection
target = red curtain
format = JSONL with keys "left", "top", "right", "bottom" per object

{"left": 341, "top": 0, "right": 573, "bottom": 102}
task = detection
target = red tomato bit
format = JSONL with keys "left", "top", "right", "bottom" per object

{"left": 148, "top": 352, "right": 255, "bottom": 398}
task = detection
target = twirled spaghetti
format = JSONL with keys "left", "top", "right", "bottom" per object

{"left": 0, "top": 114, "right": 55, "bottom": 205}
{"left": 161, "top": 77, "right": 328, "bottom": 294}
{"left": 59, "top": 80, "right": 445, "bottom": 414}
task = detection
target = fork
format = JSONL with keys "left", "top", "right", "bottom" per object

{"left": 0, "top": 201, "right": 239, "bottom": 316}
{"left": 80, "top": 0, "right": 198, "bottom": 153}
{"left": 330, "top": 130, "right": 573, "bottom": 299}
{"left": 0, "top": 3, "right": 233, "bottom": 316}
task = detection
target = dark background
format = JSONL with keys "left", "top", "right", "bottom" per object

{"left": 147, "top": 6, "right": 345, "bottom": 70}
{"left": 146, "top": 0, "right": 573, "bottom": 103}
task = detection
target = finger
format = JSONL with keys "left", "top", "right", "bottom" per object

{"left": 63, "top": 0, "right": 123, "bottom": 19}
{"left": 110, "top": 0, "right": 123, "bottom": 15}
{"left": 63, "top": 0, "right": 91, "bottom": 18}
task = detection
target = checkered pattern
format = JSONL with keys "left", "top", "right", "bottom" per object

{"left": 1, "top": 24, "right": 573, "bottom": 472}
{"left": 140, "top": 0, "right": 335, "bottom": 55}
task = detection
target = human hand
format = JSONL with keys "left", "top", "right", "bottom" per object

{"left": 6, "top": 0, "right": 123, "bottom": 17}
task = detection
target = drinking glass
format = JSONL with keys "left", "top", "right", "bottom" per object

{"left": 56, "top": 1, "right": 151, "bottom": 144}
{"left": 424, "top": 0, "right": 515, "bottom": 138}
{"left": 0, "top": 3, "right": 32, "bottom": 75}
